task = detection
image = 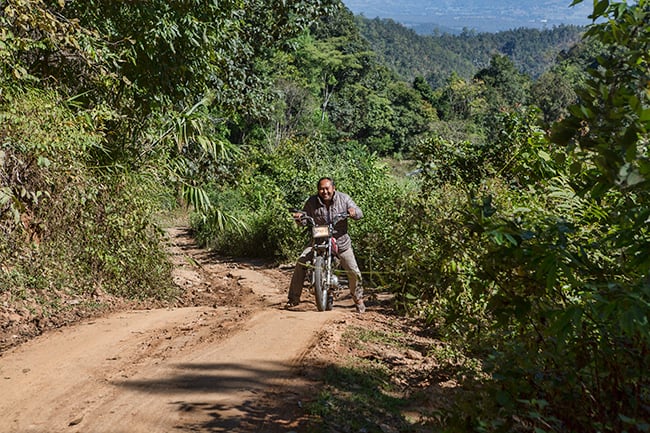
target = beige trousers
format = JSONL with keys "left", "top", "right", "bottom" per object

{"left": 288, "top": 245, "right": 362, "bottom": 303}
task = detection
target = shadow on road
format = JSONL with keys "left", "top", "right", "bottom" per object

{"left": 117, "top": 361, "right": 321, "bottom": 432}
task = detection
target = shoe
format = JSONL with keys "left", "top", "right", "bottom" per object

{"left": 355, "top": 300, "right": 366, "bottom": 314}
{"left": 284, "top": 300, "right": 299, "bottom": 309}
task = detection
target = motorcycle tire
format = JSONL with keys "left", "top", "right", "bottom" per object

{"left": 313, "top": 256, "right": 328, "bottom": 312}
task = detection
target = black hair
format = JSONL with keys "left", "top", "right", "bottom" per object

{"left": 317, "top": 177, "right": 335, "bottom": 188}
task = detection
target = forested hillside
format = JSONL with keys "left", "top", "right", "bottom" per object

{"left": 1, "top": 0, "right": 649, "bottom": 431}
{"left": 356, "top": 16, "right": 585, "bottom": 86}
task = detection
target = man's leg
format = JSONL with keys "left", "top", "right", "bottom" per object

{"left": 338, "top": 246, "right": 365, "bottom": 312}
{"left": 287, "top": 247, "right": 312, "bottom": 305}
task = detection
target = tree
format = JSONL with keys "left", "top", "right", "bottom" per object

{"left": 413, "top": 76, "right": 436, "bottom": 105}
{"left": 474, "top": 54, "right": 531, "bottom": 110}
{"left": 0, "top": 0, "right": 109, "bottom": 93}
{"left": 531, "top": 68, "right": 578, "bottom": 125}
{"left": 55, "top": 0, "right": 338, "bottom": 115}
{"left": 531, "top": 37, "right": 604, "bottom": 125}
{"left": 296, "top": 35, "right": 366, "bottom": 122}
{"left": 466, "top": 1, "right": 650, "bottom": 429}
{"left": 435, "top": 73, "right": 487, "bottom": 121}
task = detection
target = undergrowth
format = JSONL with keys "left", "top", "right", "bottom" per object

{"left": 302, "top": 319, "right": 486, "bottom": 433}
{"left": 0, "top": 88, "right": 177, "bottom": 307}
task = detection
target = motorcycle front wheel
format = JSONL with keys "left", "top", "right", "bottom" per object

{"left": 312, "top": 256, "right": 328, "bottom": 312}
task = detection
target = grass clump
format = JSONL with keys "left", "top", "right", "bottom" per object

{"left": 306, "top": 360, "right": 412, "bottom": 433}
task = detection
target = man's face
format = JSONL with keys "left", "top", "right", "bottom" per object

{"left": 318, "top": 179, "right": 335, "bottom": 203}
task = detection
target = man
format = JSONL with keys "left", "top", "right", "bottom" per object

{"left": 286, "top": 177, "right": 366, "bottom": 313}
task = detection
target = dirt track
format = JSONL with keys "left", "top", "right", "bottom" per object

{"left": 0, "top": 228, "right": 362, "bottom": 433}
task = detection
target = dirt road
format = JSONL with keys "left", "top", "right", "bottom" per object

{"left": 0, "top": 228, "right": 361, "bottom": 433}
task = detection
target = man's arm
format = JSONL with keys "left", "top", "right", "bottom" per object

{"left": 344, "top": 194, "right": 362, "bottom": 220}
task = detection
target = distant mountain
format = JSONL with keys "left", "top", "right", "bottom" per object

{"left": 341, "top": 0, "right": 595, "bottom": 33}
{"left": 354, "top": 16, "right": 584, "bottom": 86}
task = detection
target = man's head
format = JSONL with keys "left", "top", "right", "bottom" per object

{"left": 317, "top": 177, "right": 335, "bottom": 204}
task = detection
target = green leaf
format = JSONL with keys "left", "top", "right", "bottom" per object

{"left": 569, "top": 161, "right": 583, "bottom": 175}
{"left": 538, "top": 150, "right": 551, "bottom": 161}
{"left": 495, "top": 390, "right": 513, "bottom": 408}
{"left": 619, "top": 414, "right": 636, "bottom": 424}
{"left": 504, "top": 233, "right": 518, "bottom": 246}
{"left": 37, "top": 156, "right": 51, "bottom": 167}
{"left": 549, "top": 306, "right": 583, "bottom": 341}
{"left": 639, "top": 108, "right": 650, "bottom": 122}
{"left": 626, "top": 169, "right": 644, "bottom": 187}
{"left": 580, "top": 105, "right": 593, "bottom": 119}
{"left": 0, "top": 187, "right": 12, "bottom": 206}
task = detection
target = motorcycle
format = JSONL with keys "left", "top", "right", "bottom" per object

{"left": 290, "top": 208, "right": 348, "bottom": 311}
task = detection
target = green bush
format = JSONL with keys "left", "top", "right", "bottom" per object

{"left": 0, "top": 88, "right": 176, "bottom": 302}
{"left": 192, "top": 181, "right": 303, "bottom": 259}
{"left": 191, "top": 136, "right": 416, "bottom": 270}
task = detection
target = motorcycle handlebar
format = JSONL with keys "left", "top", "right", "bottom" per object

{"left": 288, "top": 208, "right": 348, "bottom": 225}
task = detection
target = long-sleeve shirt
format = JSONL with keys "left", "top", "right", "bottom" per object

{"left": 302, "top": 191, "right": 362, "bottom": 252}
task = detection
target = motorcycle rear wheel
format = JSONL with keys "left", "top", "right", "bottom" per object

{"left": 313, "top": 256, "right": 328, "bottom": 312}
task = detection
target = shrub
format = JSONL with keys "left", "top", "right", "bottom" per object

{"left": 0, "top": 88, "right": 176, "bottom": 302}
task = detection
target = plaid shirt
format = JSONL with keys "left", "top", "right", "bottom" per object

{"left": 302, "top": 191, "right": 362, "bottom": 252}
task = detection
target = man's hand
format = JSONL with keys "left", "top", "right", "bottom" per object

{"left": 293, "top": 212, "right": 304, "bottom": 226}
{"left": 347, "top": 207, "right": 356, "bottom": 218}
